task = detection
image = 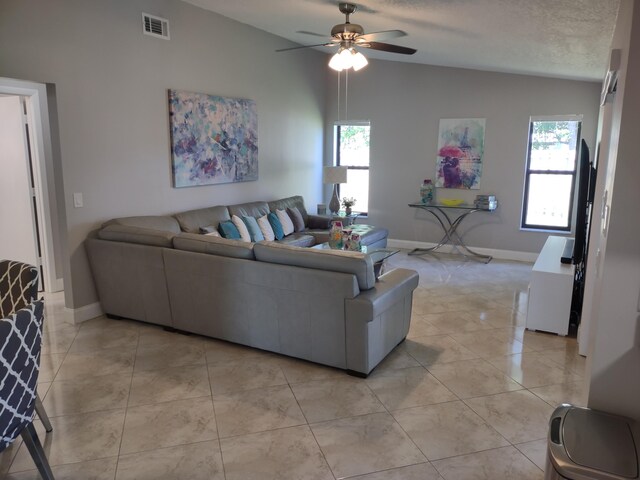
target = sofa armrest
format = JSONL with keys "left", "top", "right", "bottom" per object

{"left": 98, "top": 224, "right": 176, "bottom": 248}
{"left": 344, "top": 268, "right": 419, "bottom": 375}
{"left": 306, "top": 214, "right": 332, "bottom": 230}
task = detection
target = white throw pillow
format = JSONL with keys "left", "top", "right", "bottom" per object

{"left": 257, "top": 214, "right": 275, "bottom": 241}
{"left": 231, "top": 214, "right": 251, "bottom": 243}
{"left": 276, "top": 209, "right": 294, "bottom": 236}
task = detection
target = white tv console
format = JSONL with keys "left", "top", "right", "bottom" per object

{"left": 526, "top": 236, "right": 575, "bottom": 336}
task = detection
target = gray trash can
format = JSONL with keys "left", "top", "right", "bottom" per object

{"left": 545, "top": 404, "right": 640, "bottom": 480}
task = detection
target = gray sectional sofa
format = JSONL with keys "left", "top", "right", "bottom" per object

{"left": 86, "top": 195, "right": 418, "bottom": 376}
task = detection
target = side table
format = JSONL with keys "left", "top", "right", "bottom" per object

{"left": 408, "top": 203, "right": 495, "bottom": 263}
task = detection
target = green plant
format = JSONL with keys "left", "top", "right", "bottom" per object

{"left": 341, "top": 197, "right": 356, "bottom": 208}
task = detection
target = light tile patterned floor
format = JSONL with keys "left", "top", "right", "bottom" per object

{"left": 0, "top": 252, "right": 588, "bottom": 480}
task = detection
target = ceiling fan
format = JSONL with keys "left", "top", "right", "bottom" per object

{"left": 276, "top": 2, "right": 417, "bottom": 71}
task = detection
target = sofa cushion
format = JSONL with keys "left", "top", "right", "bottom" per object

{"left": 98, "top": 225, "right": 176, "bottom": 248}
{"left": 103, "top": 216, "right": 181, "bottom": 234}
{"left": 268, "top": 196, "right": 309, "bottom": 224}
{"left": 228, "top": 201, "right": 270, "bottom": 219}
{"left": 287, "top": 207, "right": 305, "bottom": 232}
{"left": 277, "top": 233, "right": 316, "bottom": 248}
{"left": 257, "top": 214, "right": 275, "bottom": 241}
{"left": 218, "top": 220, "right": 241, "bottom": 240}
{"left": 173, "top": 233, "right": 255, "bottom": 260}
{"left": 254, "top": 242, "right": 376, "bottom": 290}
{"left": 268, "top": 213, "right": 285, "bottom": 240}
{"left": 242, "top": 216, "right": 264, "bottom": 242}
{"left": 276, "top": 209, "right": 294, "bottom": 236}
{"left": 306, "top": 215, "right": 332, "bottom": 230}
{"left": 174, "top": 206, "right": 230, "bottom": 234}
{"left": 232, "top": 215, "right": 251, "bottom": 243}
{"left": 199, "top": 225, "right": 220, "bottom": 237}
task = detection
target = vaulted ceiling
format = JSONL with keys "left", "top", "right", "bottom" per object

{"left": 184, "top": 0, "right": 619, "bottom": 81}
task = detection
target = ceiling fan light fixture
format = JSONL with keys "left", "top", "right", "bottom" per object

{"left": 328, "top": 50, "right": 346, "bottom": 71}
{"left": 352, "top": 50, "right": 368, "bottom": 71}
{"left": 328, "top": 47, "right": 368, "bottom": 72}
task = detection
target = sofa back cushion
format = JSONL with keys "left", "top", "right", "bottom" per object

{"left": 173, "top": 233, "right": 255, "bottom": 260}
{"left": 227, "top": 201, "right": 270, "bottom": 219}
{"left": 97, "top": 225, "right": 176, "bottom": 248}
{"left": 268, "top": 196, "right": 308, "bottom": 224}
{"left": 103, "top": 215, "right": 181, "bottom": 234}
{"left": 174, "top": 206, "right": 230, "bottom": 234}
{"left": 253, "top": 242, "right": 375, "bottom": 290}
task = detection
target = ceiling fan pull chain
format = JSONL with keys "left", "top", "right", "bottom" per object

{"left": 337, "top": 70, "right": 341, "bottom": 122}
{"left": 345, "top": 68, "right": 349, "bottom": 120}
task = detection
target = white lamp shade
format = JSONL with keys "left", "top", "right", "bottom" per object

{"left": 323, "top": 166, "right": 348, "bottom": 184}
{"left": 329, "top": 52, "right": 345, "bottom": 71}
{"left": 352, "top": 51, "right": 368, "bottom": 71}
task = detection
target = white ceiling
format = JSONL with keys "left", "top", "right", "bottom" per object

{"left": 183, "top": 0, "right": 619, "bottom": 81}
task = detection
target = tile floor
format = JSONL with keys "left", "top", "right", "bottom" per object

{"left": 0, "top": 252, "right": 588, "bottom": 480}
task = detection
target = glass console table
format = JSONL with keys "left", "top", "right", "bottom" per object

{"left": 408, "top": 202, "right": 495, "bottom": 263}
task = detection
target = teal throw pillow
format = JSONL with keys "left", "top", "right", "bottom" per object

{"left": 218, "top": 220, "right": 241, "bottom": 239}
{"left": 242, "top": 216, "right": 264, "bottom": 242}
{"left": 267, "top": 212, "right": 285, "bottom": 240}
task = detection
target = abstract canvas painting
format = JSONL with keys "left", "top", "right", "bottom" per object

{"left": 435, "top": 118, "right": 485, "bottom": 189}
{"left": 169, "top": 90, "right": 258, "bottom": 187}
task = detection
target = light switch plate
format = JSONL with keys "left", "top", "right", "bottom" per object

{"left": 73, "top": 192, "right": 83, "bottom": 208}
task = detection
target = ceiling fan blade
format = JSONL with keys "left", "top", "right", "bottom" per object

{"left": 296, "top": 30, "right": 329, "bottom": 38}
{"left": 276, "top": 43, "right": 335, "bottom": 52}
{"left": 364, "top": 42, "right": 417, "bottom": 55}
{"left": 357, "top": 29, "right": 406, "bottom": 43}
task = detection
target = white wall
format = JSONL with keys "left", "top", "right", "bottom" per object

{"left": 586, "top": 0, "right": 640, "bottom": 421}
{"left": 324, "top": 62, "right": 602, "bottom": 255}
{"left": 0, "top": 0, "right": 327, "bottom": 310}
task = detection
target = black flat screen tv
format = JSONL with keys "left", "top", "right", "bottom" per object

{"left": 573, "top": 139, "right": 595, "bottom": 266}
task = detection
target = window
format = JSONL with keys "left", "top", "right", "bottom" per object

{"left": 521, "top": 116, "right": 582, "bottom": 231}
{"left": 334, "top": 122, "right": 370, "bottom": 214}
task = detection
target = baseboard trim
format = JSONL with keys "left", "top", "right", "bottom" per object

{"left": 65, "top": 301, "right": 103, "bottom": 325}
{"left": 387, "top": 238, "right": 538, "bottom": 263}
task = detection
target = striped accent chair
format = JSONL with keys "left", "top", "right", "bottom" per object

{"left": 0, "top": 300, "right": 54, "bottom": 479}
{"left": 0, "top": 260, "right": 53, "bottom": 433}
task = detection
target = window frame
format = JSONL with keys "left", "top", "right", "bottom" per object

{"left": 334, "top": 120, "right": 371, "bottom": 216}
{"left": 521, "top": 115, "right": 582, "bottom": 232}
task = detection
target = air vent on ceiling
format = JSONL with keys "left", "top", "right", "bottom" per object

{"left": 142, "top": 13, "right": 170, "bottom": 40}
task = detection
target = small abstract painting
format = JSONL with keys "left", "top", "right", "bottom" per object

{"left": 169, "top": 90, "right": 258, "bottom": 187}
{"left": 435, "top": 118, "right": 485, "bottom": 189}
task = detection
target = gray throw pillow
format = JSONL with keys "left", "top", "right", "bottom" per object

{"left": 287, "top": 207, "right": 305, "bottom": 232}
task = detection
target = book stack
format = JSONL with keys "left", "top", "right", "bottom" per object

{"left": 475, "top": 195, "right": 498, "bottom": 211}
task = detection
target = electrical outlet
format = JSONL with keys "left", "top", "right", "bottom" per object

{"left": 73, "top": 192, "right": 83, "bottom": 208}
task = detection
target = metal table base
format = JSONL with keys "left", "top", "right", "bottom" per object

{"left": 408, "top": 203, "right": 493, "bottom": 263}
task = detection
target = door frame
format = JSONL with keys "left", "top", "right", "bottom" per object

{"left": 0, "top": 77, "right": 61, "bottom": 292}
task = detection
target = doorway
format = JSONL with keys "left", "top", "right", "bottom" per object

{"left": 0, "top": 95, "right": 42, "bottom": 282}
{"left": 0, "top": 77, "right": 63, "bottom": 293}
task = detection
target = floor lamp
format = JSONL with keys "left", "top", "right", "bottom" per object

{"left": 323, "top": 166, "right": 348, "bottom": 215}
